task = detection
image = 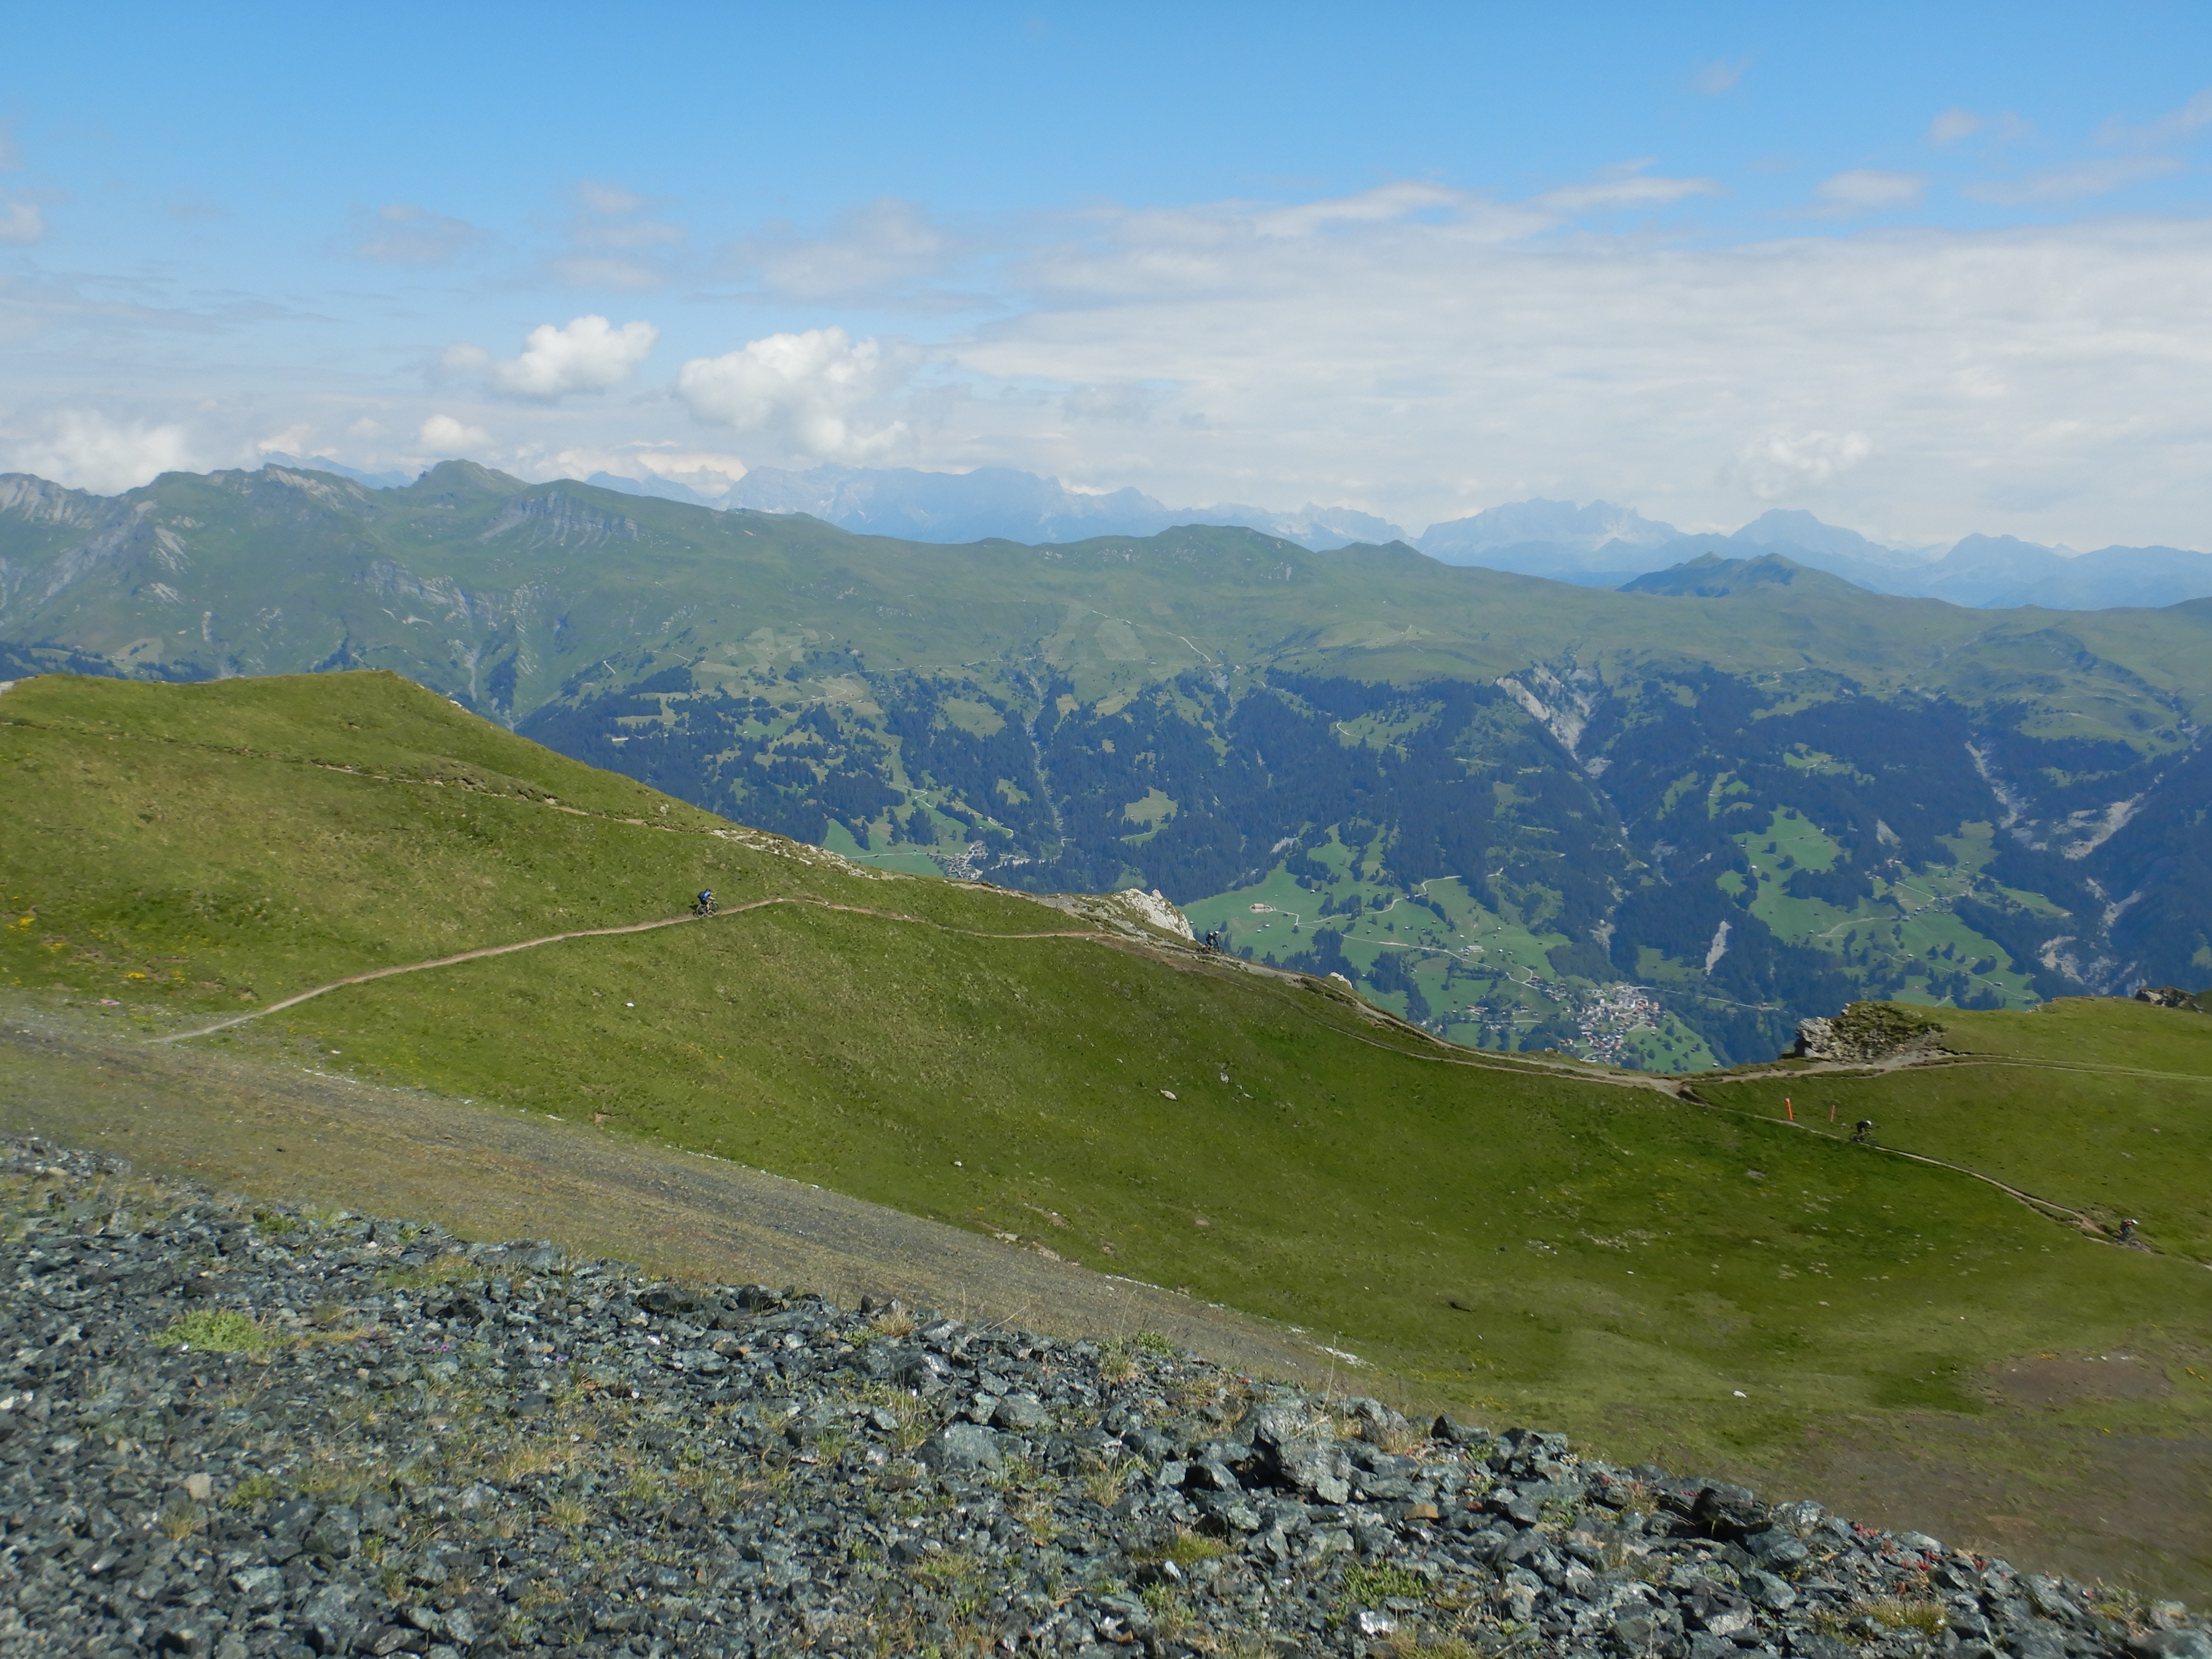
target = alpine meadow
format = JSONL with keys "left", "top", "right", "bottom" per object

{"left": 12, "top": 11, "right": 2212, "bottom": 1649}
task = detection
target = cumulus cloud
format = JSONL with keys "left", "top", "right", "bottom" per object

{"left": 467, "top": 315, "right": 660, "bottom": 399}
{"left": 675, "top": 328, "right": 913, "bottom": 459}
{"left": 0, "top": 201, "right": 43, "bottom": 245}
{"left": 1725, "top": 431, "right": 1874, "bottom": 500}
{"left": 9, "top": 411, "right": 198, "bottom": 494}
{"left": 2096, "top": 86, "right": 2212, "bottom": 148}
{"left": 416, "top": 414, "right": 492, "bottom": 455}
{"left": 352, "top": 204, "right": 487, "bottom": 264}
{"left": 1815, "top": 169, "right": 1926, "bottom": 212}
{"left": 1965, "top": 156, "right": 2182, "bottom": 204}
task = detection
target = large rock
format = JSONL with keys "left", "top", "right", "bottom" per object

{"left": 1249, "top": 1403, "right": 1352, "bottom": 1503}
{"left": 1791, "top": 1001, "right": 1945, "bottom": 1062}
{"left": 917, "top": 1421, "right": 1003, "bottom": 1476}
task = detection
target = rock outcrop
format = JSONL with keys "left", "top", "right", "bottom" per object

{"left": 2133, "top": 986, "right": 2206, "bottom": 1012}
{"left": 1791, "top": 1001, "right": 1947, "bottom": 1064}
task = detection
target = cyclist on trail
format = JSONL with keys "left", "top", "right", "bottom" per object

{"left": 695, "top": 889, "right": 716, "bottom": 916}
{"left": 1852, "top": 1118, "right": 1875, "bottom": 1145}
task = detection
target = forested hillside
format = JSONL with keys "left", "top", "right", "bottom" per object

{"left": 7, "top": 461, "right": 2210, "bottom": 1065}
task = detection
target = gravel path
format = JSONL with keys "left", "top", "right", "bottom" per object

{"left": 5, "top": 1136, "right": 2205, "bottom": 1659}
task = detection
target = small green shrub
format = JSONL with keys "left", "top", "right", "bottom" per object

{"left": 1343, "top": 1562, "right": 1429, "bottom": 1605}
{"left": 159, "top": 1309, "right": 272, "bottom": 1352}
{"left": 1862, "top": 1598, "right": 1947, "bottom": 1636}
{"left": 225, "top": 1473, "right": 281, "bottom": 1509}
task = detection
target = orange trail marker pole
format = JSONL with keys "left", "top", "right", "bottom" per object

{"left": 1785, "top": 1096, "right": 1795, "bottom": 1122}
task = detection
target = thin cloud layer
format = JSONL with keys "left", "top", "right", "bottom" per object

{"left": 352, "top": 204, "right": 487, "bottom": 264}
{"left": 933, "top": 191, "right": 2212, "bottom": 542}
{"left": 1815, "top": 170, "right": 1924, "bottom": 211}
{"left": 2096, "top": 85, "right": 2212, "bottom": 148}
{"left": 1965, "top": 156, "right": 2183, "bottom": 204}
{"left": 0, "top": 202, "right": 43, "bottom": 246}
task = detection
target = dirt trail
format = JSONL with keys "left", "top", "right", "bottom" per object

{"left": 3, "top": 1001, "right": 1344, "bottom": 1389}
{"left": 156, "top": 897, "right": 1127, "bottom": 1044}
{"left": 154, "top": 900, "right": 2151, "bottom": 1249}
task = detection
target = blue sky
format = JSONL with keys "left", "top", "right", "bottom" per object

{"left": 5, "top": 2, "right": 2212, "bottom": 546}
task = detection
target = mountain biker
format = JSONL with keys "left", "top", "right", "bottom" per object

{"left": 696, "top": 889, "right": 715, "bottom": 915}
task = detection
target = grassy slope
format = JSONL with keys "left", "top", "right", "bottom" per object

{"left": 6, "top": 672, "right": 2212, "bottom": 1587}
{"left": 1701, "top": 1001, "right": 2212, "bottom": 1260}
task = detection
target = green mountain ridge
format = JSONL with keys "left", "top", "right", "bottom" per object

{"left": 6, "top": 460, "right": 2211, "bottom": 1067}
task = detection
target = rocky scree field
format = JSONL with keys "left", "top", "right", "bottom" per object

{"left": 8, "top": 1136, "right": 2212, "bottom": 1659}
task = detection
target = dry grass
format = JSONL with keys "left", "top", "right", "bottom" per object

{"left": 1360, "top": 1412, "right": 1426, "bottom": 1456}
{"left": 1859, "top": 1597, "right": 1948, "bottom": 1637}
{"left": 869, "top": 1305, "right": 920, "bottom": 1339}
{"left": 491, "top": 1440, "right": 569, "bottom": 1482}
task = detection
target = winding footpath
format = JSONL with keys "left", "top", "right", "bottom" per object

{"left": 151, "top": 897, "right": 2152, "bottom": 1253}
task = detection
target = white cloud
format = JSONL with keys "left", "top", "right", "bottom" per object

{"left": 554, "top": 180, "right": 684, "bottom": 291}
{"left": 930, "top": 186, "right": 2212, "bottom": 546}
{"left": 1965, "top": 156, "right": 2181, "bottom": 204}
{"left": 727, "top": 198, "right": 965, "bottom": 303}
{"left": 468, "top": 315, "right": 660, "bottom": 399}
{"left": 0, "top": 202, "right": 44, "bottom": 244}
{"left": 1534, "top": 166, "right": 1720, "bottom": 214}
{"left": 416, "top": 414, "right": 492, "bottom": 454}
{"left": 1696, "top": 57, "right": 1752, "bottom": 95}
{"left": 352, "top": 203, "right": 487, "bottom": 264}
{"left": 1815, "top": 169, "right": 1926, "bottom": 211}
{"left": 578, "top": 180, "right": 645, "bottom": 216}
{"left": 1254, "top": 180, "right": 1474, "bottom": 235}
{"left": 1929, "top": 108, "right": 1982, "bottom": 146}
{"left": 1724, "top": 430, "right": 1874, "bottom": 499}
{"left": 9, "top": 411, "right": 198, "bottom": 493}
{"left": 437, "top": 342, "right": 492, "bottom": 378}
{"left": 2096, "top": 86, "right": 2212, "bottom": 148}
{"left": 1927, "top": 107, "right": 2030, "bottom": 147}
{"left": 675, "top": 328, "right": 913, "bottom": 459}
{"left": 542, "top": 445, "right": 750, "bottom": 493}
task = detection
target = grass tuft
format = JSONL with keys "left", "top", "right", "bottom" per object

{"left": 159, "top": 1308, "right": 273, "bottom": 1352}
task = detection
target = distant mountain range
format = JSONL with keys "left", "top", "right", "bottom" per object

{"left": 1419, "top": 499, "right": 2212, "bottom": 610}
{"left": 9, "top": 457, "right": 2212, "bottom": 1070}
{"left": 178, "top": 456, "right": 2212, "bottom": 611}
{"left": 587, "top": 463, "right": 1407, "bottom": 552}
